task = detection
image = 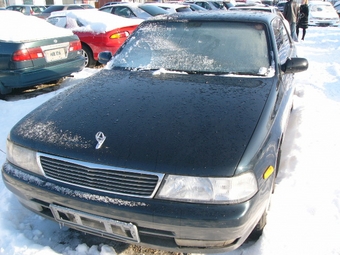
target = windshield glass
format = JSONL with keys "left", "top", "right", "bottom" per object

{"left": 111, "top": 21, "right": 271, "bottom": 75}
{"left": 310, "top": 3, "right": 334, "bottom": 12}
{"left": 139, "top": 5, "right": 169, "bottom": 16}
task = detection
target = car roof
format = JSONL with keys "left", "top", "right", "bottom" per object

{"left": 6, "top": 4, "right": 44, "bottom": 6}
{"left": 103, "top": 1, "right": 129, "bottom": 5}
{"left": 229, "top": 5, "right": 278, "bottom": 12}
{"left": 43, "top": 4, "right": 84, "bottom": 11}
{"left": 100, "top": 3, "right": 152, "bottom": 7}
{"left": 154, "top": 3, "right": 191, "bottom": 7}
{"left": 148, "top": 9, "right": 277, "bottom": 23}
{"left": 48, "top": 9, "right": 143, "bottom": 31}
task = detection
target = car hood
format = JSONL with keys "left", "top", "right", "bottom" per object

{"left": 10, "top": 69, "right": 274, "bottom": 177}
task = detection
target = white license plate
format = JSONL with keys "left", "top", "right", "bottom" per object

{"left": 45, "top": 48, "right": 67, "bottom": 62}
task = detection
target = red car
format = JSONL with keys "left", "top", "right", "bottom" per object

{"left": 47, "top": 10, "right": 143, "bottom": 67}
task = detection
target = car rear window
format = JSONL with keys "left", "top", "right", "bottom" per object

{"left": 112, "top": 21, "right": 271, "bottom": 75}
{"left": 175, "top": 6, "right": 193, "bottom": 12}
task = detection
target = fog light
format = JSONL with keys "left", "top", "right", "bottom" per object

{"left": 175, "top": 238, "right": 236, "bottom": 248}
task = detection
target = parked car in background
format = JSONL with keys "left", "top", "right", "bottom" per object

{"left": 2, "top": 10, "right": 308, "bottom": 253}
{"left": 99, "top": 3, "right": 168, "bottom": 19}
{"left": 262, "top": 0, "right": 276, "bottom": 5}
{"left": 185, "top": 1, "right": 227, "bottom": 10}
{"left": 184, "top": 2, "right": 209, "bottom": 10}
{"left": 229, "top": 5, "right": 279, "bottom": 12}
{"left": 308, "top": 1, "right": 340, "bottom": 26}
{"left": 35, "top": 4, "right": 84, "bottom": 19}
{"left": 47, "top": 10, "right": 142, "bottom": 67}
{"left": 229, "top": 5, "right": 290, "bottom": 31}
{"left": 80, "top": 4, "right": 95, "bottom": 9}
{"left": 276, "top": 0, "right": 287, "bottom": 12}
{"left": 5, "top": 5, "right": 46, "bottom": 15}
{"left": 0, "top": 11, "right": 84, "bottom": 96}
{"left": 222, "top": 1, "right": 236, "bottom": 9}
{"left": 147, "top": 3, "right": 193, "bottom": 13}
{"left": 102, "top": 1, "right": 129, "bottom": 6}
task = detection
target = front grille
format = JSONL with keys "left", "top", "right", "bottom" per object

{"left": 39, "top": 154, "right": 163, "bottom": 198}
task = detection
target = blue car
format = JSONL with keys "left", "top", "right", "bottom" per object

{"left": 0, "top": 11, "right": 85, "bottom": 96}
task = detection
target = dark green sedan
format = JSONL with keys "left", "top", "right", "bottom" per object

{"left": 2, "top": 11, "right": 308, "bottom": 253}
{"left": 0, "top": 10, "right": 85, "bottom": 96}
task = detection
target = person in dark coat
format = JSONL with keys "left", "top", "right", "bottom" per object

{"left": 283, "top": 0, "right": 299, "bottom": 42}
{"left": 296, "top": 0, "right": 309, "bottom": 41}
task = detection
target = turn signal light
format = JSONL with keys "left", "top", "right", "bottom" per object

{"left": 110, "top": 31, "right": 130, "bottom": 39}
{"left": 263, "top": 165, "right": 274, "bottom": 180}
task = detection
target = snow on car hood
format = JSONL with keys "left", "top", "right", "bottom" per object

{"left": 0, "top": 10, "right": 74, "bottom": 42}
{"left": 49, "top": 10, "right": 143, "bottom": 33}
{"left": 10, "top": 69, "right": 274, "bottom": 177}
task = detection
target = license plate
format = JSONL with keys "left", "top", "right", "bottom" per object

{"left": 44, "top": 48, "right": 67, "bottom": 62}
{"left": 50, "top": 204, "right": 140, "bottom": 243}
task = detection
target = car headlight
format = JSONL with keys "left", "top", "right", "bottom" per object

{"left": 6, "top": 139, "right": 43, "bottom": 176}
{"left": 156, "top": 172, "right": 258, "bottom": 204}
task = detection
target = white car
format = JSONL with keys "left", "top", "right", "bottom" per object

{"left": 308, "top": 1, "right": 340, "bottom": 26}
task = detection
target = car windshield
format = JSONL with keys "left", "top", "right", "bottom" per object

{"left": 111, "top": 21, "right": 271, "bottom": 75}
{"left": 310, "top": 3, "right": 334, "bottom": 12}
{"left": 139, "top": 5, "right": 169, "bottom": 16}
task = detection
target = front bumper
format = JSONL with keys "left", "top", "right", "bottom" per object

{"left": 2, "top": 161, "right": 268, "bottom": 253}
{"left": 309, "top": 19, "right": 340, "bottom": 27}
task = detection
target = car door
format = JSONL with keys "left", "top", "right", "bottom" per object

{"left": 271, "top": 16, "right": 296, "bottom": 138}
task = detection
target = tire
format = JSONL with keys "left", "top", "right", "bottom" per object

{"left": 81, "top": 44, "right": 96, "bottom": 68}
{"left": 249, "top": 208, "right": 268, "bottom": 241}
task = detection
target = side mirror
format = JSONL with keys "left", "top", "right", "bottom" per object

{"left": 281, "top": 57, "right": 308, "bottom": 74}
{"left": 98, "top": 51, "right": 113, "bottom": 65}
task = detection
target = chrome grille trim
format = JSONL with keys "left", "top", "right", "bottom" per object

{"left": 37, "top": 153, "right": 164, "bottom": 198}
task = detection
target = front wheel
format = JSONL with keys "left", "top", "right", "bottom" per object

{"left": 248, "top": 208, "right": 268, "bottom": 240}
{"left": 248, "top": 165, "right": 277, "bottom": 240}
{"left": 81, "top": 44, "right": 96, "bottom": 68}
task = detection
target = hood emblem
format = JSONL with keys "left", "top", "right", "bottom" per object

{"left": 95, "top": 132, "right": 106, "bottom": 149}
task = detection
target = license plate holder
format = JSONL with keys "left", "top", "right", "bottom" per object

{"left": 44, "top": 48, "right": 67, "bottom": 62}
{"left": 50, "top": 204, "right": 140, "bottom": 243}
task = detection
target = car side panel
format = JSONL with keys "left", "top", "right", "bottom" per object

{"left": 75, "top": 25, "right": 138, "bottom": 60}
{"left": 0, "top": 57, "right": 85, "bottom": 89}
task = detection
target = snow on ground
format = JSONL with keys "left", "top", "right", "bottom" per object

{"left": 0, "top": 26, "right": 340, "bottom": 255}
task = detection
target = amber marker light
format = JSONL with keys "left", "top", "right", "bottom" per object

{"left": 110, "top": 32, "right": 129, "bottom": 39}
{"left": 263, "top": 165, "right": 274, "bottom": 180}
